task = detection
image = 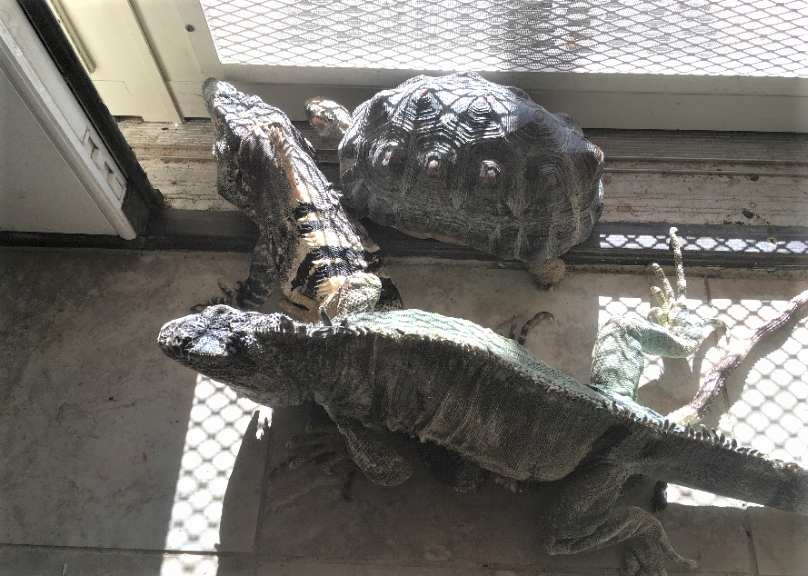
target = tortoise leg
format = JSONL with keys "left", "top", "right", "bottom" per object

{"left": 526, "top": 257, "right": 567, "bottom": 288}
{"left": 305, "top": 97, "right": 351, "bottom": 142}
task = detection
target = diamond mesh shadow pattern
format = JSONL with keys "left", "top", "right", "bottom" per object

{"left": 600, "top": 290, "right": 808, "bottom": 508}
{"left": 597, "top": 229, "right": 808, "bottom": 256}
{"left": 159, "top": 376, "right": 271, "bottom": 574}
{"left": 200, "top": 0, "right": 808, "bottom": 76}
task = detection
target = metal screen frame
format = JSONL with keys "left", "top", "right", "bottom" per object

{"left": 168, "top": 0, "right": 808, "bottom": 131}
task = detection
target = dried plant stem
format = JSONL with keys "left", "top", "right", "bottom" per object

{"left": 668, "top": 288, "right": 808, "bottom": 424}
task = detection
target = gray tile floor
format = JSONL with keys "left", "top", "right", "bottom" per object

{"left": 1, "top": 247, "right": 806, "bottom": 575}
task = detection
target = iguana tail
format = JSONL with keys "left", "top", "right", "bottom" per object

{"left": 632, "top": 418, "right": 808, "bottom": 515}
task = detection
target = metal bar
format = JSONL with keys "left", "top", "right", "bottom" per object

{"left": 4, "top": 211, "right": 806, "bottom": 271}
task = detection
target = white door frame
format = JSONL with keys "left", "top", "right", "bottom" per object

{"left": 1, "top": 0, "right": 136, "bottom": 239}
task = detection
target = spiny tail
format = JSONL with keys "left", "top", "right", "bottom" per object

{"left": 631, "top": 416, "right": 808, "bottom": 514}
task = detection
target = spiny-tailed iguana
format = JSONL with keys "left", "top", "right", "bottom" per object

{"left": 197, "top": 78, "right": 401, "bottom": 320}
{"left": 158, "top": 232, "right": 806, "bottom": 575}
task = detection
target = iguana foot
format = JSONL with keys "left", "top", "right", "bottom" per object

{"left": 546, "top": 462, "right": 697, "bottom": 576}
{"left": 276, "top": 428, "right": 352, "bottom": 472}
{"left": 269, "top": 421, "right": 354, "bottom": 481}
{"left": 190, "top": 280, "right": 239, "bottom": 312}
{"left": 591, "top": 227, "right": 725, "bottom": 401}
{"left": 508, "top": 311, "right": 554, "bottom": 345}
{"left": 621, "top": 518, "right": 700, "bottom": 576}
{"left": 547, "top": 506, "right": 697, "bottom": 576}
{"left": 646, "top": 228, "right": 725, "bottom": 335}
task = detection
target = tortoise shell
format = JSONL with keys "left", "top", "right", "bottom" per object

{"left": 339, "top": 72, "right": 604, "bottom": 263}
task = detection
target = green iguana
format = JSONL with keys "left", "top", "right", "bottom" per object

{"left": 159, "top": 229, "right": 807, "bottom": 575}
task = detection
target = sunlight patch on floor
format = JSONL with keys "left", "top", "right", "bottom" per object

{"left": 159, "top": 374, "right": 272, "bottom": 575}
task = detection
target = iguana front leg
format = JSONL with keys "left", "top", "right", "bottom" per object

{"left": 590, "top": 227, "right": 724, "bottom": 402}
{"left": 546, "top": 461, "right": 697, "bottom": 576}
{"left": 191, "top": 231, "right": 277, "bottom": 311}
{"left": 232, "top": 231, "right": 277, "bottom": 308}
{"left": 332, "top": 417, "right": 413, "bottom": 486}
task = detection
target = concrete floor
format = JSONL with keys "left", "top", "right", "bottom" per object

{"left": 1, "top": 247, "right": 807, "bottom": 575}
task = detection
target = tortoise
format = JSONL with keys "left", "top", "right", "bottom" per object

{"left": 306, "top": 72, "right": 605, "bottom": 286}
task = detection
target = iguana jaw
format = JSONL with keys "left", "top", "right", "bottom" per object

{"left": 158, "top": 305, "right": 258, "bottom": 378}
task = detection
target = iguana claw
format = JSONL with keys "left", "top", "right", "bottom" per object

{"left": 190, "top": 280, "right": 239, "bottom": 312}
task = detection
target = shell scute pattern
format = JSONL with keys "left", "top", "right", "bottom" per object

{"left": 340, "top": 72, "right": 605, "bottom": 263}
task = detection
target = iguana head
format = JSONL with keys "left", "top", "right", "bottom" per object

{"left": 158, "top": 305, "right": 315, "bottom": 407}
{"left": 203, "top": 77, "right": 319, "bottom": 214}
{"left": 159, "top": 305, "right": 260, "bottom": 375}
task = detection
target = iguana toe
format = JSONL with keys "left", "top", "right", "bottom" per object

{"left": 621, "top": 518, "right": 698, "bottom": 576}
{"left": 190, "top": 280, "right": 237, "bottom": 312}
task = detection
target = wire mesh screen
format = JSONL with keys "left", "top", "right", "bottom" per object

{"left": 200, "top": 0, "right": 808, "bottom": 76}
